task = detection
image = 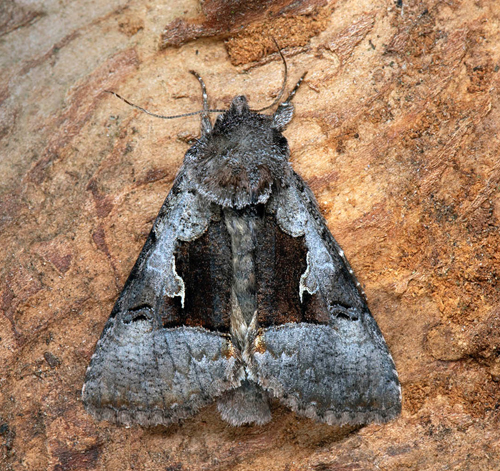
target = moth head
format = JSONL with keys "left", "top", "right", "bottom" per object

{"left": 184, "top": 97, "right": 292, "bottom": 209}
{"left": 106, "top": 66, "right": 305, "bottom": 209}
{"left": 224, "top": 96, "right": 294, "bottom": 131}
{"left": 230, "top": 95, "right": 250, "bottom": 115}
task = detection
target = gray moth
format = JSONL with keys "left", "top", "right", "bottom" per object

{"left": 82, "top": 64, "right": 401, "bottom": 427}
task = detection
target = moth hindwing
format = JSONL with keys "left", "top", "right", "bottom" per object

{"left": 82, "top": 73, "right": 401, "bottom": 427}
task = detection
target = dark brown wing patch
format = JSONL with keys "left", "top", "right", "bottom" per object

{"left": 161, "top": 218, "right": 233, "bottom": 331}
{"left": 255, "top": 212, "right": 330, "bottom": 327}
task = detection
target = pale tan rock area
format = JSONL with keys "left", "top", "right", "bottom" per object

{"left": 1, "top": 0, "right": 500, "bottom": 469}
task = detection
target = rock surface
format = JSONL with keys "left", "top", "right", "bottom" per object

{"left": 1, "top": 0, "right": 499, "bottom": 469}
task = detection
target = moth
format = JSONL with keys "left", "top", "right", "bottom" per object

{"left": 82, "top": 60, "right": 401, "bottom": 427}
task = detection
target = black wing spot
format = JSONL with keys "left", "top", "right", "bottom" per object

{"left": 123, "top": 305, "right": 154, "bottom": 324}
{"left": 329, "top": 305, "right": 360, "bottom": 321}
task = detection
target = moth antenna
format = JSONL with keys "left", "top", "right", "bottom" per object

{"left": 189, "top": 70, "right": 212, "bottom": 135}
{"left": 251, "top": 37, "right": 288, "bottom": 113}
{"left": 105, "top": 91, "right": 226, "bottom": 120}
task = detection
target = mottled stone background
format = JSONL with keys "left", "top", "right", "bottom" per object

{"left": 1, "top": 0, "right": 499, "bottom": 469}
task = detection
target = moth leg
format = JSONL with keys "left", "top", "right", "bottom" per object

{"left": 272, "top": 72, "right": 307, "bottom": 131}
{"left": 190, "top": 70, "right": 212, "bottom": 135}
